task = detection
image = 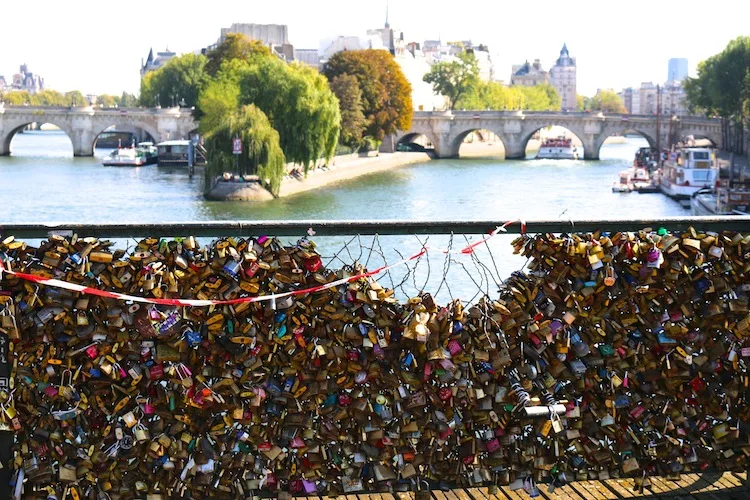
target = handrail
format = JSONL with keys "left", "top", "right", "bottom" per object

{"left": 2, "top": 216, "right": 750, "bottom": 239}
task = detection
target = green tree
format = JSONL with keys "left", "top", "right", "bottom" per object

{"left": 30, "top": 90, "right": 66, "bottom": 106}
{"left": 140, "top": 53, "right": 208, "bottom": 108}
{"left": 65, "top": 91, "right": 88, "bottom": 107}
{"left": 455, "top": 81, "right": 561, "bottom": 111}
{"left": 576, "top": 95, "right": 589, "bottom": 112}
{"left": 323, "top": 50, "right": 413, "bottom": 141}
{"left": 423, "top": 51, "right": 480, "bottom": 110}
{"left": 1, "top": 91, "right": 32, "bottom": 105}
{"left": 205, "top": 33, "right": 271, "bottom": 77}
{"left": 119, "top": 92, "right": 139, "bottom": 107}
{"left": 97, "top": 94, "right": 118, "bottom": 107}
{"left": 589, "top": 89, "right": 627, "bottom": 113}
{"left": 204, "top": 104, "right": 286, "bottom": 196}
{"left": 329, "top": 74, "right": 367, "bottom": 147}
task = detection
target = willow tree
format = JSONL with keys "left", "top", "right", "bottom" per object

{"left": 204, "top": 104, "right": 286, "bottom": 196}
{"left": 233, "top": 57, "right": 340, "bottom": 173}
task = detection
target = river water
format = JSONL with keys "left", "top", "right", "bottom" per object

{"left": 0, "top": 131, "right": 688, "bottom": 301}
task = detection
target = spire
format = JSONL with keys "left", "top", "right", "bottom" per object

{"left": 146, "top": 48, "right": 154, "bottom": 65}
{"left": 385, "top": 1, "right": 390, "bottom": 28}
{"left": 561, "top": 43, "right": 569, "bottom": 56}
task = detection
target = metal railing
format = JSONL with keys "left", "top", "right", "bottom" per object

{"left": 3, "top": 216, "right": 750, "bottom": 239}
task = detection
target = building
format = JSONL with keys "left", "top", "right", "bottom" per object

{"left": 212, "top": 23, "right": 296, "bottom": 62}
{"left": 510, "top": 59, "right": 548, "bottom": 86}
{"left": 141, "top": 48, "right": 177, "bottom": 77}
{"left": 5, "top": 64, "right": 45, "bottom": 94}
{"left": 549, "top": 44, "right": 576, "bottom": 111}
{"left": 294, "top": 49, "right": 321, "bottom": 70}
{"left": 621, "top": 81, "right": 688, "bottom": 116}
{"left": 667, "top": 58, "right": 688, "bottom": 83}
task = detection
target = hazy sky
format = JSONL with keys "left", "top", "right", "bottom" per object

{"left": 1, "top": 0, "right": 747, "bottom": 97}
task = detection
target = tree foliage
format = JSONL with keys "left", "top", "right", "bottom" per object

{"left": 684, "top": 36, "right": 750, "bottom": 154}
{"left": 65, "top": 91, "right": 88, "bottom": 107}
{"left": 199, "top": 54, "right": 340, "bottom": 174}
{"left": 204, "top": 104, "right": 286, "bottom": 196}
{"left": 423, "top": 51, "right": 480, "bottom": 110}
{"left": 330, "top": 74, "right": 367, "bottom": 147}
{"left": 576, "top": 95, "right": 590, "bottom": 112}
{"left": 1, "top": 89, "right": 93, "bottom": 106}
{"left": 323, "top": 50, "right": 413, "bottom": 141}
{"left": 589, "top": 90, "right": 627, "bottom": 113}
{"left": 454, "top": 81, "right": 561, "bottom": 111}
{"left": 139, "top": 53, "right": 208, "bottom": 108}
{"left": 205, "top": 33, "right": 272, "bottom": 77}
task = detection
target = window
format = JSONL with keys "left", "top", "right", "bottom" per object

{"left": 692, "top": 151, "right": 709, "bottom": 160}
{"left": 692, "top": 170, "right": 712, "bottom": 183}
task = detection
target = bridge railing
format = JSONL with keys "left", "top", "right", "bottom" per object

{"left": 1, "top": 217, "right": 749, "bottom": 498}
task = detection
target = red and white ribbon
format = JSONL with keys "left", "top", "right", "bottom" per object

{"left": 0, "top": 220, "right": 526, "bottom": 307}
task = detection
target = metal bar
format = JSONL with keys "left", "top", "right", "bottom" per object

{"left": 2, "top": 217, "right": 750, "bottom": 239}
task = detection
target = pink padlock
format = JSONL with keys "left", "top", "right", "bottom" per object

{"left": 85, "top": 345, "right": 99, "bottom": 359}
{"left": 143, "top": 401, "right": 155, "bottom": 415}
{"left": 448, "top": 340, "right": 462, "bottom": 356}
{"left": 44, "top": 386, "right": 59, "bottom": 398}
{"left": 486, "top": 438, "right": 500, "bottom": 453}
{"left": 290, "top": 436, "right": 305, "bottom": 448}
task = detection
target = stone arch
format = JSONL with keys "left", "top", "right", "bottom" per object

{"left": 395, "top": 132, "right": 438, "bottom": 152}
{"left": 0, "top": 119, "right": 77, "bottom": 156}
{"left": 679, "top": 127, "right": 720, "bottom": 148}
{"left": 92, "top": 122, "right": 161, "bottom": 150}
{"left": 595, "top": 129, "right": 656, "bottom": 158}
{"left": 520, "top": 123, "right": 586, "bottom": 160}
{"left": 447, "top": 127, "right": 506, "bottom": 158}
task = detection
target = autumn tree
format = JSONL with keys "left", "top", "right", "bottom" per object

{"left": 423, "top": 51, "right": 480, "bottom": 110}
{"left": 329, "top": 74, "right": 367, "bottom": 147}
{"left": 140, "top": 53, "right": 208, "bottom": 108}
{"left": 65, "top": 91, "right": 89, "bottom": 107}
{"left": 205, "top": 33, "right": 271, "bottom": 77}
{"left": 455, "top": 81, "right": 561, "bottom": 111}
{"left": 323, "top": 50, "right": 412, "bottom": 141}
{"left": 589, "top": 89, "right": 627, "bottom": 113}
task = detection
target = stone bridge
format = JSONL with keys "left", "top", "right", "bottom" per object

{"left": 390, "top": 111, "right": 723, "bottom": 160}
{"left": 0, "top": 105, "right": 197, "bottom": 156}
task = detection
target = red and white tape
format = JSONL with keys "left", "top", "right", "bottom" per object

{"left": 0, "top": 220, "right": 525, "bottom": 307}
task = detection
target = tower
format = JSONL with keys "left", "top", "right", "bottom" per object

{"left": 549, "top": 43, "right": 577, "bottom": 111}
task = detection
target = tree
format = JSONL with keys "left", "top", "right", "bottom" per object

{"left": 205, "top": 33, "right": 271, "bottom": 77}
{"left": 65, "top": 91, "right": 88, "bottom": 107}
{"left": 455, "top": 81, "right": 561, "bottom": 111}
{"left": 97, "top": 94, "right": 118, "bottom": 107}
{"left": 30, "top": 90, "right": 66, "bottom": 106}
{"left": 589, "top": 90, "right": 627, "bottom": 113}
{"left": 423, "top": 51, "right": 480, "bottom": 110}
{"left": 204, "top": 104, "right": 286, "bottom": 196}
{"left": 576, "top": 95, "right": 588, "bottom": 112}
{"left": 323, "top": 50, "right": 413, "bottom": 141}
{"left": 0, "top": 91, "right": 32, "bottom": 105}
{"left": 199, "top": 55, "right": 340, "bottom": 174}
{"left": 330, "top": 74, "right": 367, "bottom": 147}
{"left": 140, "top": 53, "right": 208, "bottom": 108}
{"left": 119, "top": 92, "right": 138, "bottom": 108}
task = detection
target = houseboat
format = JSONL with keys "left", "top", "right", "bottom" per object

{"left": 157, "top": 140, "right": 191, "bottom": 167}
{"left": 691, "top": 181, "right": 750, "bottom": 216}
{"left": 659, "top": 147, "right": 718, "bottom": 199}
{"left": 536, "top": 136, "right": 579, "bottom": 160}
{"left": 612, "top": 166, "right": 654, "bottom": 193}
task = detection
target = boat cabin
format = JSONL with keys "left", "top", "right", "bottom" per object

{"left": 157, "top": 140, "right": 191, "bottom": 167}
{"left": 664, "top": 147, "right": 717, "bottom": 188}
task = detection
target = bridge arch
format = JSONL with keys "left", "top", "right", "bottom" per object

{"left": 1, "top": 120, "right": 78, "bottom": 156}
{"left": 596, "top": 129, "right": 656, "bottom": 159}
{"left": 448, "top": 128, "right": 506, "bottom": 158}
{"left": 92, "top": 123, "right": 161, "bottom": 150}
{"left": 520, "top": 124, "right": 586, "bottom": 160}
{"left": 395, "top": 131, "right": 438, "bottom": 153}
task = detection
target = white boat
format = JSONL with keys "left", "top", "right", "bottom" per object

{"left": 537, "top": 136, "right": 579, "bottom": 160}
{"left": 691, "top": 185, "right": 750, "bottom": 216}
{"left": 102, "top": 142, "right": 158, "bottom": 167}
{"left": 612, "top": 166, "right": 653, "bottom": 193}
{"left": 659, "top": 146, "right": 718, "bottom": 199}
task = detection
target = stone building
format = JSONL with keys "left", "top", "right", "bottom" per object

{"left": 510, "top": 59, "right": 548, "bottom": 86}
{"left": 6, "top": 64, "right": 45, "bottom": 94}
{"left": 549, "top": 44, "right": 576, "bottom": 111}
{"left": 620, "top": 81, "right": 687, "bottom": 116}
{"left": 140, "top": 48, "right": 177, "bottom": 77}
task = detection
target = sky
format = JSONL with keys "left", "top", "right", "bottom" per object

{"left": 1, "top": 0, "right": 748, "bottom": 97}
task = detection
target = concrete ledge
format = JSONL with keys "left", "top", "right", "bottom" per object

{"left": 204, "top": 179, "right": 274, "bottom": 201}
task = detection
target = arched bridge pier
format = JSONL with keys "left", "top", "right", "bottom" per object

{"left": 388, "top": 111, "right": 723, "bottom": 160}
{"left": 0, "top": 105, "right": 197, "bottom": 156}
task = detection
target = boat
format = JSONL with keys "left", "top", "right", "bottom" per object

{"left": 102, "top": 142, "right": 158, "bottom": 167}
{"left": 612, "top": 166, "right": 657, "bottom": 193}
{"left": 690, "top": 182, "right": 750, "bottom": 216}
{"left": 659, "top": 146, "right": 718, "bottom": 199}
{"left": 537, "top": 136, "right": 579, "bottom": 160}
{"left": 157, "top": 140, "right": 192, "bottom": 167}
{"left": 634, "top": 147, "right": 659, "bottom": 170}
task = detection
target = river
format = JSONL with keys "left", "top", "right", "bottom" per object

{"left": 0, "top": 131, "right": 688, "bottom": 301}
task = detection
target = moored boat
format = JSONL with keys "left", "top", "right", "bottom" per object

{"left": 537, "top": 136, "right": 579, "bottom": 160}
{"left": 690, "top": 183, "right": 750, "bottom": 216}
{"left": 659, "top": 146, "right": 718, "bottom": 199}
{"left": 102, "top": 142, "right": 158, "bottom": 167}
{"left": 157, "top": 140, "right": 191, "bottom": 167}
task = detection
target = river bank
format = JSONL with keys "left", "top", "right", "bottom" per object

{"left": 206, "top": 151, "right": 432, "bottom": 201}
